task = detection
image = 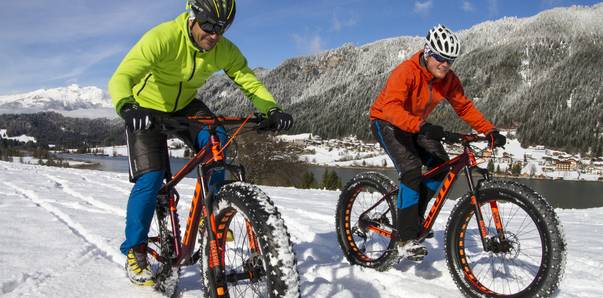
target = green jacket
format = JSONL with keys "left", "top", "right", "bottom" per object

{"left": 108, "top": 12, "right": 278, "bottom": 115}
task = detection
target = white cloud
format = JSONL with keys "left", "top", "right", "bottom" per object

{"left": 0, "top": 1, "right": 182, "bottom": 94}
{"left": 462, "top": 0, "right": 475, "bottom": 12}
{"left": 414, "top": 1, "right": 433, "bottom": 14}
{"left": 487, "top": 0, "right": 499, "bottom": 16}
{"left": 0, "top": 1, "right": 175, "bottom": 45}
{"left": 0, "top": 44, "right": 123, "bottom": 94}
{"left": 331, "top": 14, "right": 357, "bottom": 32}
{"left": 292, "top": 33, "right": 323, "bottom": 54}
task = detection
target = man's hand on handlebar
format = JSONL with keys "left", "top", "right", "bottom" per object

{"left": 486, "top": 130, "right": 506, "bottom": 148}
{"left": 263, "top": 108, "right": 293, "bottom": 132}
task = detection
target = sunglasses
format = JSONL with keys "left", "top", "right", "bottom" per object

{"left": 430, "top": 52, "right": 455, "bottom": 65}
{"left": 197, "top": 19, "right": 227, "bottom": 35}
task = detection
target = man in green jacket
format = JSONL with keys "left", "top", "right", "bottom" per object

{"left": 108, "top": 0, "right": 293, "bottom": 286}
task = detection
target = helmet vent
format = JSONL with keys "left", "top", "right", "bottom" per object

{"left": 424, "top": 24, "right": 460, "bottom": 59}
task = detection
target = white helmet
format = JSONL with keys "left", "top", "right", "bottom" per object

{"left": 425, "top": 24, "right": 460, "bottom": 59}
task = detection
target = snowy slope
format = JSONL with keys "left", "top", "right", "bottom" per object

{"left": 1, "top": 161, "right": 601, "bottom": 297}
{"left": 0, "top": 84, "right": 115, "bottom": 118}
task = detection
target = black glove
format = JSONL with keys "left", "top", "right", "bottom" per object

{"left": 267, "top": 108, "right": 293, "bottom": 131}
{"left": 419, "top": 122, "right": 444, "bottom": 140}
{"left": 120, "top": 103, "right": 153, "bottom": 131}
{"left": 486, "top": 130, "right": 506, "bottom": 148}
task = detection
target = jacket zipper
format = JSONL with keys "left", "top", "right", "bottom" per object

{"left": 187, "top": 51, "right": 197, "bottom": 81}
{"left": 173, "top": 51, "right": 198, "bottom": 112}
{"left": 420, "top": 80, "right": 434, "bottom": 121}
{"left": 136, "top": 73, "right": 152, "bottom": 96}
{"left": 172, "top": 82, "right": 183, "bottom": 112}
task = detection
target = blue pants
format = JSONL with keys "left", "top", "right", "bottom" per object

{"left": 120, "top": 126, "right": 227, "bottom": 254}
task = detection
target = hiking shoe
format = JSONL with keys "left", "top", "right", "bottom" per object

{"left": 397, "top": 240, "right": 428, "bottom": 262}
{"left": 125, "top": 244, "right": 155, "bottom": 286}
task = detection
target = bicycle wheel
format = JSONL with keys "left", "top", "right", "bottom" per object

{"left": 148, "top": 194, "right": 181, "bottom": 297}
{"left": 445, "top": 180, "right": 566, "bottom": 297}
{"left": 335, "top": 172, "right": 398, "bottom": 271}
{"left": 199, "top": 182, "right": 300, "bottom": 297}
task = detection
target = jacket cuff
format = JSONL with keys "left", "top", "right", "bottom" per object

{"left": 115, "top": 96, "right": 137, "bottom": 116}
{"left": 265, "top": 106, "right": 281, "bottom": 116}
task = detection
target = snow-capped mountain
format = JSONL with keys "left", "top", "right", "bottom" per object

{"left": 0, "top": 84, "right": 115, "bottom": 118}
{"left": 199, "top": 3, "right": 602, "bottom": 155}
{"left": 1, "top": 4, "right": 601, "bottom": 152}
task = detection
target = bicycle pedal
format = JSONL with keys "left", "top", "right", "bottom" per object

{"left": 425, "top": 230, "right": 434, "bottom": 239}
{"left": 406, "top": 255, "right": 426, "bottom": 262}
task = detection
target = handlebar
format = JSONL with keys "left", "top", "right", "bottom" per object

{"left": 441, "top": 131, "right": 490, "bottom": 145}
{"left": 157, "top": 113, "right": 273, "bottom": 133}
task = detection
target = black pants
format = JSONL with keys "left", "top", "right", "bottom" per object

{"left": 371, "top": 119, "right": 449, "bottom": 241}
{"left": 126, "top": 100, "right": 216, "bottom": 181}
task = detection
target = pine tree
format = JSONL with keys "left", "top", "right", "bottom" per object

{"left": 300, "top": 171, "right": 317, "bottom": 189}
{"left": 487, "top": 159, "right": 495, "bottom": 172}
{"left": 511, "top": 162, "right": 522, "bottom": 176}
{"left": 322, "top": 169, "right": 342, "bottom": 190}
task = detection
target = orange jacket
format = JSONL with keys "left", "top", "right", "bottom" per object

{"left": 370, "top": 50, "right": 495, "bottom": 134}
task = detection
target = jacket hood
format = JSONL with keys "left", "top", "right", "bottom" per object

{"left": 409, "top": 49, "right": 456, "bottom": 82}
{"left": 409, "top": 49, "right": 435, "bottom": 81}
{"left": 175, "top": 12, "right": 202, "bottom": 51}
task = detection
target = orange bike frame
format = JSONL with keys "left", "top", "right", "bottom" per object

{"left": 361, "top": 139, "right": 504, "bottom": 247}
{"left": 150, "top": 114, "right": 255, "bottom": 269}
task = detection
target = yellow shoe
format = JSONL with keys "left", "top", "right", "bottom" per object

{"left": 125, "top": 244, "right": 155, "bottom": 286}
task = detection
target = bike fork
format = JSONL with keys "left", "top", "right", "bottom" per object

{"left": 199, "top": 169, "right": 229, "bottom": 298}
{"left": 465, "top": 167, "right": 491, "bottom": 250}
{"left": 465, "top": 167, "right": 506, "bottom": 251}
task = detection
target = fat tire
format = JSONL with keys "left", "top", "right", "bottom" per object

{"left": 199, "top": 182, "right": 300, "bottom": 297}
{"left": 335, "top": 172, "right": 398, "bottom": 271}
{"left": 152, "top": 196, "right": 181, "bottom": 297}
{"left": 445, "top": 180, "right": 566, "bottom": 297}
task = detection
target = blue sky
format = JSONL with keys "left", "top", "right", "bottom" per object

{"left": 0, "top": 0, "right": 600, "bottom": 95}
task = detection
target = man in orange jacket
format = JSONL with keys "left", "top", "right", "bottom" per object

{"left": 369, "top": 25, "right": 506, "bottom": 261}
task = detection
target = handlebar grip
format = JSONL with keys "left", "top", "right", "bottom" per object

{"left": 256, "top": 119, "right": 272, "bottom": 132}
{"left": 442, "top": 131, "right": 463, "bottom": 143}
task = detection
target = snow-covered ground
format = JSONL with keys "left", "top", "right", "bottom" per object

{"left": 0, "top": 129, "right": 36, "bottom": 143}
{"left": 1, "top": 161, "right": 602, "bottom": 297}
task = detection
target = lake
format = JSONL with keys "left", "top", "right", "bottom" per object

{"left": 58, "top": 153, "right": 602, "bottom": 209}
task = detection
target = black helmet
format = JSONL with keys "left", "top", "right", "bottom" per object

{"left": 189, "top": 0, "right": 236, "bottom": 34}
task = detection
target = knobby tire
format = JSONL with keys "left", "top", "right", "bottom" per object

{"left": 445, "top": 180, "right": 566, "bottom": 297}
{"left": 199, "top": 182, "right": 300, "bottom": 297}
{"left": 335, "top": 172, "right": 399, "bottom": 271}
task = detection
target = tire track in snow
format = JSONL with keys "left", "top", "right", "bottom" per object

{"left": 44, "top": 174, "right": 125, "bottom": 217}
{"left": 77, "top": 173, "right": 131, "bottom": 196}
{"left": 1, "top": 244, "right": 97, "bottom": 296}
{"left": 4, "top": 182, "right": 125, "bottom": 267}
{"left": 1, "top": 271, "right": 53, "bottom": 295}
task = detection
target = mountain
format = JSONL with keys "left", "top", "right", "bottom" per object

{"left": 0, "top": 84, "right": 115, "bottom": 118}
{"left": 2, "top": 5, "right": 601, "bottom": 155}
{"left": 0, "top": 112, "right": 123, "bottom": 147}
{"left": 198, "top": 4, "right": 603, "bottom": 155}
